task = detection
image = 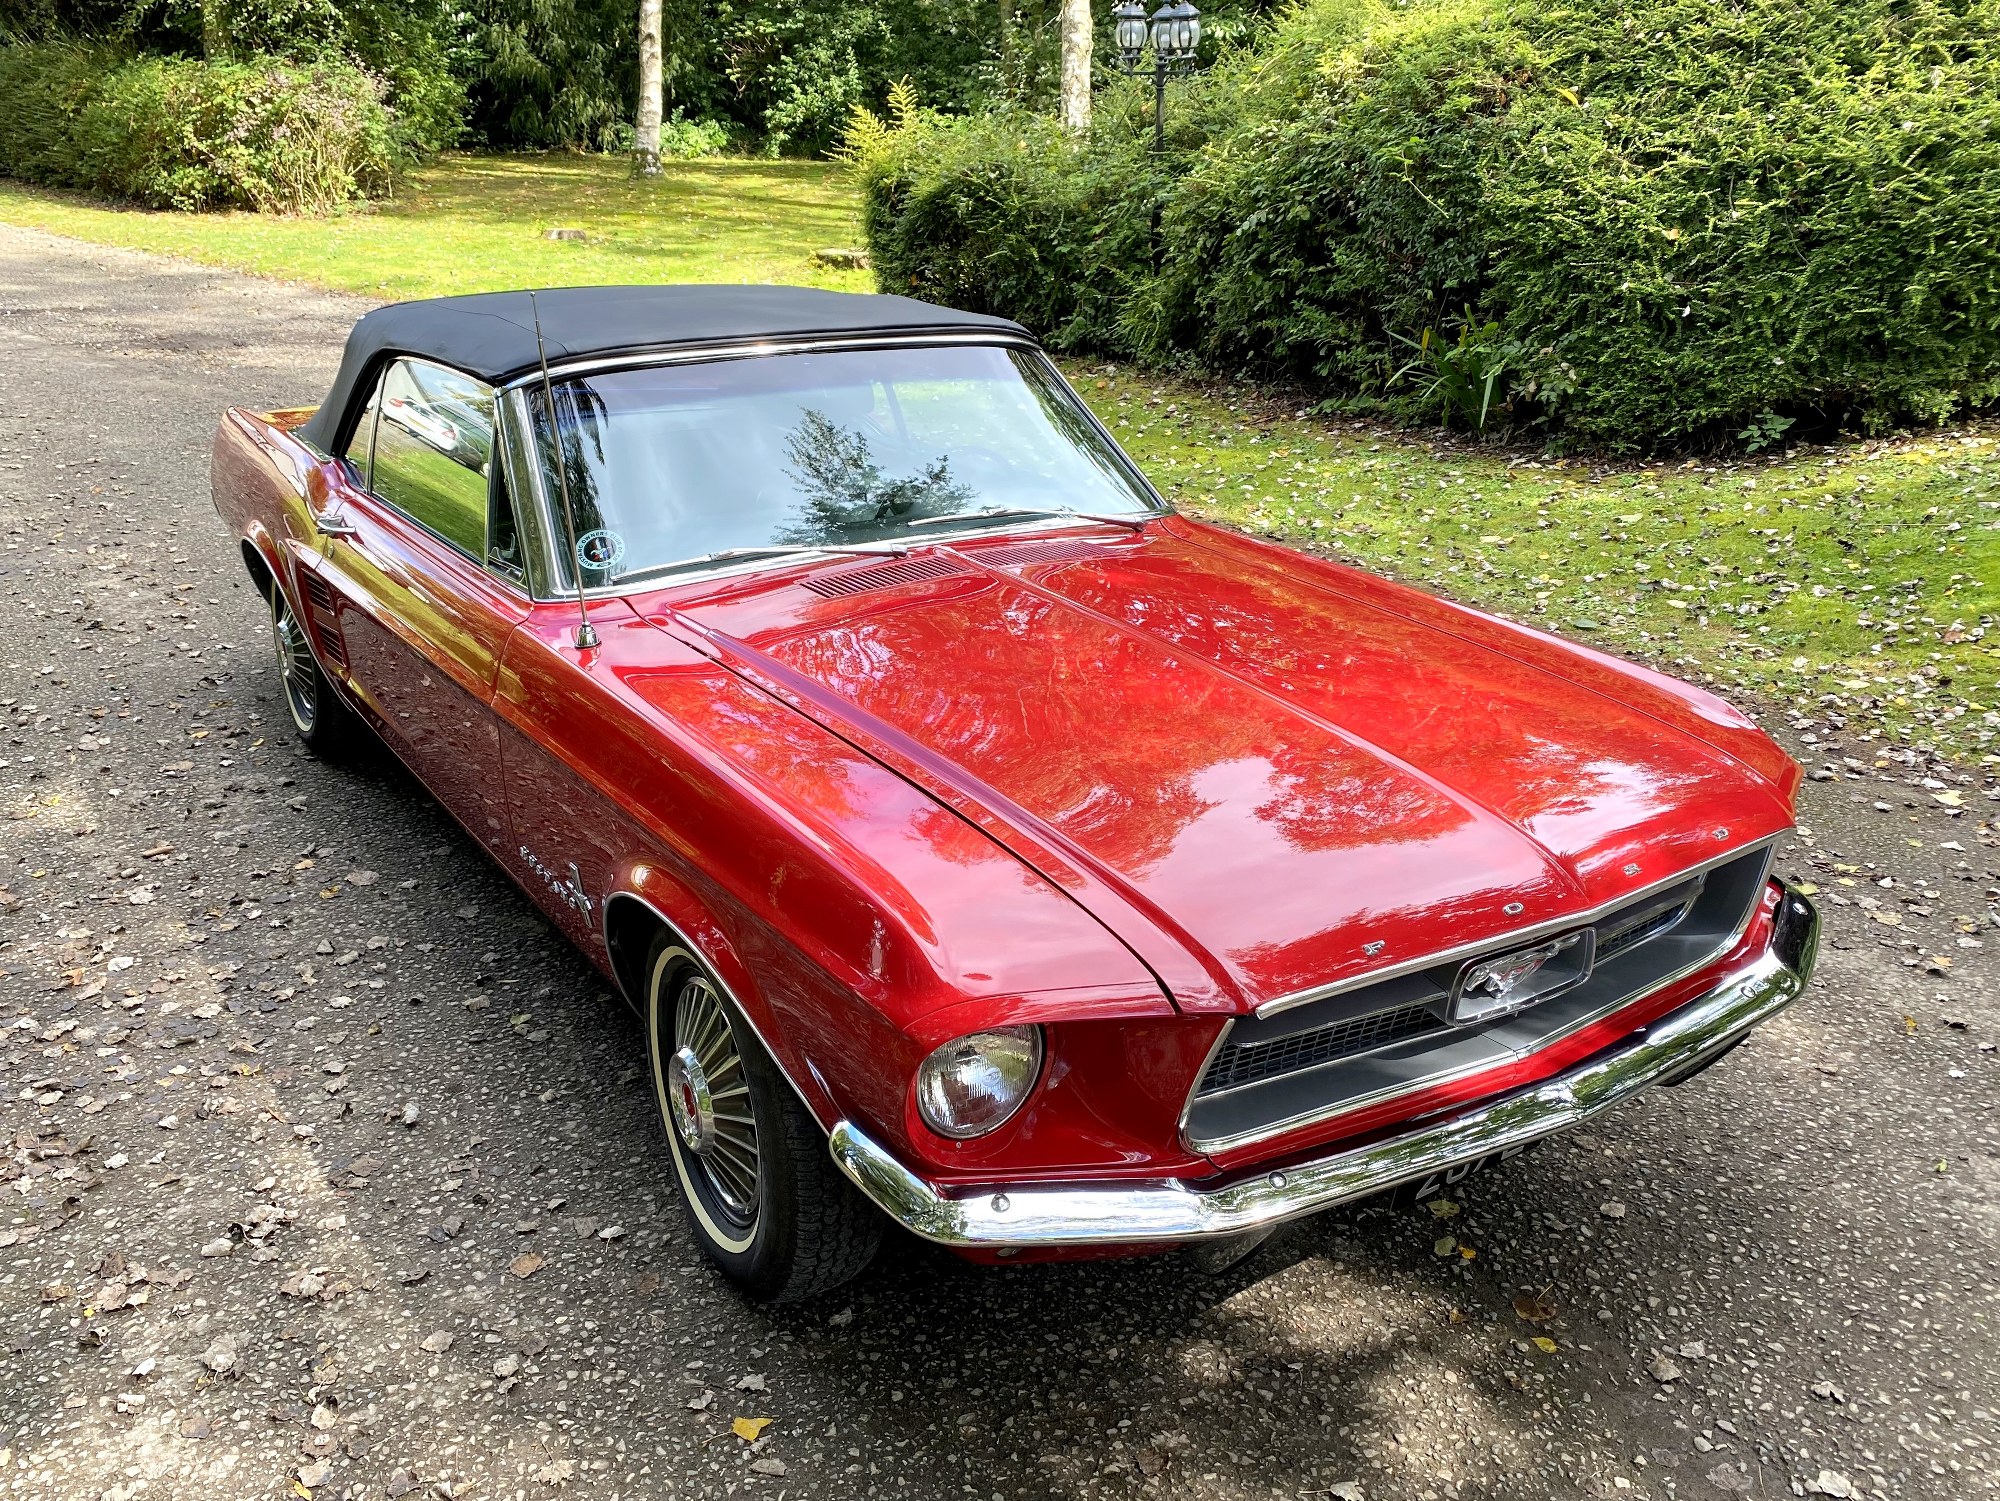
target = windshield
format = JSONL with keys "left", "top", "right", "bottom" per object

{"left": 524, "top": 343, "right": 1164, "bottom": 589}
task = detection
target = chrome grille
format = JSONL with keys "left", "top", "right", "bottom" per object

{"left": 1186, "top": 843, "right": 1776, "bottom": 1138}
{"left": 1199, "top": 1002, "right": 1445, "bottom": 1095}
{"left": 1596, "top": 898, "right": 1690, "bottom": 962}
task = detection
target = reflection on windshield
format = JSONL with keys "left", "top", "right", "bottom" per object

{"left": 525, "top": 344, "right": 1161, "bottom": 589}
{"left": 778, "top": 409, "right": 973, "bottom": 543}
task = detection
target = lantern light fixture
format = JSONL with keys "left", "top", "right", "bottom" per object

{"left": 1111, "top": 0, "right": 1203, "bottom": 149}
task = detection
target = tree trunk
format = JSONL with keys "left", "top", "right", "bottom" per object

{"left": 1059, "top": 0, "right": 1092, "bottom": 133}
{"left": 199, "top": 0, "right": 230, "bottom": 60}
{"left": 635, "top": 0, "right": 665, "bottom": 177}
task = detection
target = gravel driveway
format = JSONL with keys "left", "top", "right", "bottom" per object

{"left": 0, "top": 223, "right": 1995, "bottom": 1501}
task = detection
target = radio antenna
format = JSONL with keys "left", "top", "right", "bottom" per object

{"left": 530, "top": 290, "right": 599, "bottom": 652}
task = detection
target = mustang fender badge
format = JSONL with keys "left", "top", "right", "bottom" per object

{"left": 520, "top": 845, "right": 593, "bottom": 919}
{"left": 1361, "top": 940, "right": 1386, "bottom": 956}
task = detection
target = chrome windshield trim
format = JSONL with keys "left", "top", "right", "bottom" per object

{"left": 1251, "top": 833, "right": 1787, "bottom": 1021}
{"left": 501, "top": 331, "right": 1170, "bottom": 603}
{"left": 828, "top": 886, "right": 1817, "bottom": 1249}
{"left": 497, "top": 329, "right": 1044, "bottom": 392}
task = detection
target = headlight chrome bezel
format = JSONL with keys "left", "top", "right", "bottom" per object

{"left": 914, "top": 1025, "right": 1044, "bottom": 1140}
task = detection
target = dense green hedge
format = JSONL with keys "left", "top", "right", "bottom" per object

{"left": 0, "top": 44, "right": 408, "bottom": 212}
{"left": 856, "top": 0, "right": 2000, "bottom": 448}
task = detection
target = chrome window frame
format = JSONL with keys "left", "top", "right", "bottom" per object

{"left": 319, "top": 355, "right": 542, "bottom": 598}
{"left": 1181, "top": 836, "right": 1783, "bottom": 1156}
{"left": 499, "top": 331, "right": 1173, "bottom": 603}
{"left": 493, "top": 387, "right": 557, "bottom": 597}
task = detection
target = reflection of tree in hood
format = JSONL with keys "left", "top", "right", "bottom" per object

{"left": 778, "top": 409, "right": 971, "bottom": 543}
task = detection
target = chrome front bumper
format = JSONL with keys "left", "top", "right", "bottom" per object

{"left": 828, "top": 884, "right": 1819, "bottom": 1249}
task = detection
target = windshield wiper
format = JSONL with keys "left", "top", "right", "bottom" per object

{"left": 901, "top": 505, "right": 1150, "bottom": 534}
{"left": 614, "top": 541, "right": 910, "bottom": 586}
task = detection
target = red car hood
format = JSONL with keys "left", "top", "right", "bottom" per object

{"left": 642, "top": 517, "right": 1797, "bottom": 1014}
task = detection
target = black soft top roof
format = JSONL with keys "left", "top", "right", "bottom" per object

{"left": 295, "top": 284, "right": 1029, "bottom": 453}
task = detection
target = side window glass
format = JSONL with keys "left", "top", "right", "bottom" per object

{"left": 368, "top": 358, "right": 494, "bottom": 557}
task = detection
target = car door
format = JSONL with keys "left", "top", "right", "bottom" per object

{"left": 303, "top": 356, "right": 532, "bottom": 851}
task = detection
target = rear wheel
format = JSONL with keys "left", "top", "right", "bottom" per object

{"left": 644, "top": 935, "right": 881, "bottom": 1302}
{"left": 270, "top": 585, "right": 357, "bottom": 755}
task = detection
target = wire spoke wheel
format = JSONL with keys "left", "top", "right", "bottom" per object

{"left": 643, "top": 936, "right": 882, "bottom": 1301}
{"left": 272, "top": 590, "right": 318, "bottom": 732}
{"left": 668, "top": 975, "right": 761, "bottom": 1229}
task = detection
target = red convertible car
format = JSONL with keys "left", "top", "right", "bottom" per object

{"left": 212, "top": 286, "right": 1819, "bottom": 1301}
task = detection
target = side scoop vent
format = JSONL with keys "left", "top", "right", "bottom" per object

{"left": 799, "top": 555, "right": 966, "bottom": 599}
{"left": 299, "top": 570, "right": 348, "bottom": 667}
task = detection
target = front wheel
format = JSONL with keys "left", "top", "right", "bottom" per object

{"left": 270, "top": 583, "right": 358, "bottom": 755}
{"left": 645, "top": 936, "right": 881, "bottom": 1302}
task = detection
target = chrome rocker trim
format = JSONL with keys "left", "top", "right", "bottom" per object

{"left": 828, "top": 884, "right": 1818, "bottom": 1250}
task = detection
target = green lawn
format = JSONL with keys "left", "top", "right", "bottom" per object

{"left": 3, "top": 154, "right": 1993, "bottom": 766}
{"left": 0, "top": 152, "right": 870, "bottom": 299}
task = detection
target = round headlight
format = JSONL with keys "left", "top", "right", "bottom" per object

{"left": 915, "top": 1026, "right": 1042, "bottom": 1139}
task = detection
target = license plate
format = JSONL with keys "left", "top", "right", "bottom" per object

{"left": 1390, "top": 1140, "right": 1538, "bottom": 1206}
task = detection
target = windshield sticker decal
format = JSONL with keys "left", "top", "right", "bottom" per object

{"left": 575, "top": 528, "right": 626, "bottom": 571}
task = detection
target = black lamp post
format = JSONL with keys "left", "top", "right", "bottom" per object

{"left": 1113, "top": 0, "right": 1202, "bottom": 150}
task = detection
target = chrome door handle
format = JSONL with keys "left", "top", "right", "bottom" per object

{"left": 317, "top": 511, "right": 360, "bottom": 539}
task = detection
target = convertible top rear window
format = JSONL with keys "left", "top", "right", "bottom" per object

{"left": 525, "top": 344, "right": 1163, "bottom": 589}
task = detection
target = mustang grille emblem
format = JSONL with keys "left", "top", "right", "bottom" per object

{"left": 1448, "top": 929, "right": 1596, "bottom": 1027}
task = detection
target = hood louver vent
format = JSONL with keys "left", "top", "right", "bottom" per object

{"left": 800, "top": 556, "right": 966, "bottom": 599}
{"left": 970, "top": 537, "right": 1121, "bottom": 569}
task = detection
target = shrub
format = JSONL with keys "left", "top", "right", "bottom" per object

{"left": 660, "top": 113, "right": 733, "bottom": 159}
{"left": 849, "top": 75, "right": 1236, "bottom": 349}
{"left": 855, "top": 0, "right": 2000, "bottom": 448}
{"left": 0, "top": 44, "right": 408, "bottom": 212}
